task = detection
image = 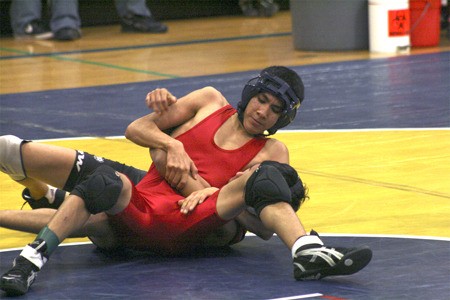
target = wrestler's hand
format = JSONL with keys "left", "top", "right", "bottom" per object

{"left": 178, "top": 187, "right": 219, "bottom": 215}
{"left": 146, "top": 88, "right": 177, "bottom": 114}
{"left": 165, "top": 140, "right": 199, "bottom": 190}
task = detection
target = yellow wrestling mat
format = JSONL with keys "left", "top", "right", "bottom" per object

{"left": 1, "top": 130, "right": 449, "bottom": 249}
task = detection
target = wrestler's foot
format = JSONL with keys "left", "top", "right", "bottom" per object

{"left": 0, "top": 240, "right": 48, "bottom": 296}
{"left": 22, "top": 187, "right": 66, "bottom": 209}
{"left": 293, "top": 230, "right": 372, "bottom": 280}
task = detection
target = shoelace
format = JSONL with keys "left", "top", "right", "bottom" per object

{"left": 20, "top": 194, "right": 33, "bottom": 210}
{"left": 295, "top": 247, "right": 344, "bottom": 267}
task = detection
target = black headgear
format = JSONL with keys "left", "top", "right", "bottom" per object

{"left": 237, "top": 72, "right": 303, "bottom": 135}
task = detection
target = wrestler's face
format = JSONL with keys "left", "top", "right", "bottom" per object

{"left": 243, "top": 92, "right": 283, "bottom": 135}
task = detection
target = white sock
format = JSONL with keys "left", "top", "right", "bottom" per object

{"left": 44, "top": 185, "right": 57, "bottom": 204}
{"left": 20, "top": 245, "right": 48, "bottom": 270}
{"left": 291, "top": 234, "right": 323, "bottom": 258}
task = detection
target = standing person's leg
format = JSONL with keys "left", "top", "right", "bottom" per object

{"left": 10, "top": 0, "right": 41, "bottom": 34}
{"left": 215, "top": 161, "right": 372, "bottom": 280}
{"left": 116, "top": 0, "right": 151, "bottom": 17}
{"left": 50, "top": 0, "right": 81, "bottom": 41}
{"left": 9, "top": 0, "right": 52, "bottom": 39}
{"left": 114, "top": 0, "right": 167, "bottom": 33}
{"left": 50, "top": 0, "right": 81, "bottom": 40}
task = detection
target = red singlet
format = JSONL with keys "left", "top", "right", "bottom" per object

{"left": 110, "top": 105, "right": 267, "bottom": 254}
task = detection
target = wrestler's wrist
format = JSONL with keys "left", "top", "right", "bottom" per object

{"left": 165, "top": 138, "right": 183, "bottom": 152}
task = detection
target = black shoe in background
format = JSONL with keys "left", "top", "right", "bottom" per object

{"left": 120, "top": 13, "right": 168, "bottom": 33}
{"left": 14, "top": 20, "right": 53, "bottom": 40}
{"left": 54, "top": 28, "right": 81, "bottom": 41}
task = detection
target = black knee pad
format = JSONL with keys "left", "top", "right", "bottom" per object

{"left": 263, "top": 161, "right": 306, "bottom": 212}
{"left": 245, "top": 162, "right": 291, "bottom": 216}
{"left": 245, "top": 161, "right": 306, "bottom": 216}
{"left": 64, "top": 150, "right": 145, "bottom": 191}
{"left": 71, "top": 165, "right": 123, "bottom": 214}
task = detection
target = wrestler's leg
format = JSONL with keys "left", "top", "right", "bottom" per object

{"left": 0, "top": 209, "right": 118, "bottom": 249}
{"left": 1, "top": 134, "right": 146, "bottom": 191}
{"left": 0, "top": 209, "right": 57, "bottom": 234}
{"left": 42, "top": 170, "right": 132, "bottom": 243}
{"left": 2, "top": 135, "right": 146, "bottom": 209}
{"left": 215, "top": 166, "right": 305, "bottom": 249}
{"left": 13, "top": 178, "right": 48, "bottom": 199}
{"left": 20, "top": 142, "right": 75, "bottom": 188}
{"left": 0, "top": 135, "right": 76, "bottom": 190}
{"left": 1, "top": 170, "right": 131, "bottom": 294}
{"left": 0, "top": 135, "right": 73, "bottom": 208}
{"left": 216, "top": 162, "right": 372, "bottom": 281}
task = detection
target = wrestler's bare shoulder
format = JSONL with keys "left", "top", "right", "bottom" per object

{"left": 186, "top": 86, "right": 229, "bottom": 117}
{"left": 196, "top": 86, "right": 228, "bottom": 107}
{"left": 245, "top": 138, "right": 289, "bottom": 169}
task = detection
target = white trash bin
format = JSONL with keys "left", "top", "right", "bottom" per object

{"left": 369, "top": 0, "right": 411, "bottom": 53}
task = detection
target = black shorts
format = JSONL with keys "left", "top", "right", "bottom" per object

{"left": 63, "top": 150, "right": 146, "bottom": 192}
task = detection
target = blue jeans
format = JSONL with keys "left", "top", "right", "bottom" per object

{"left": 10, "top": 0, "right": 80, "bottom": 35}
{"left": 114, "top": 0, "right": 152, "bottom": 18}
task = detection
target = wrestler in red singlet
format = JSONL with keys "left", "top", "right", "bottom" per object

{"left": 110, "top": 105, "right": 268, "bottom": 254}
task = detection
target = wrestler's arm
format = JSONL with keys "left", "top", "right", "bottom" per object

{"left": 150, "top": 148, "right": 211, "bottom": 196}
{"left": 152, "top": 149, "right": 238, "bottom": 247}
{"left": 125, "top": 87, "right": 227, "bottom": 190}
{"left": 126, "top": 87, "right": 225, "bottom": 148}
{"left": 125, "top": 90, "right": 197, "bottom": 189}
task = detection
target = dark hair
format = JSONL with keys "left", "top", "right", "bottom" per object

{"left": 291, "top": 183, "right": 309, "bottom": 212}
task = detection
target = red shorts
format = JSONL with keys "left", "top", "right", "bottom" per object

{"left": 108, "top": 180, "right": 227, "bottom": 255}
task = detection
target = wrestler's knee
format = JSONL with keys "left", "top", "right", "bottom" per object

{"left": 0, "top": 135, "right": 30, "bottom": 181}
{"left": 244, "top": 161, "right": 307, "bottom": 216}
{"left": 71, "top": 165, "right": 129, "bottom": 215}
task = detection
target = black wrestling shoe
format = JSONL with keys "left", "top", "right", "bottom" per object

{"left": 120, "top": 13, "right": 168, "bottom": 33}
{"left": 293, "top": 231, "right": 372, "bottom": 280}
{"left": 1, "top": 240, "right": 48, "bottom": 296}
{"left": 22, "top": 188, "right": 66, "bottom": 209}
{"left": 0, "top": 256, "right": 40, "bottom": 296}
